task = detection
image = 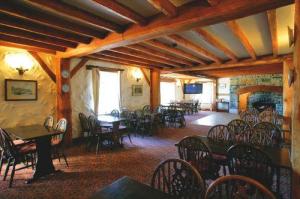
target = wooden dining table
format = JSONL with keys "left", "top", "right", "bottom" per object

{"left": 89, "top": 176, "right": 175, "bottom": 199}
{"left": 5, "top": 124, "right": 62, "bottom": 183}
{"left": 97, "top": 115, "right": 126, "bottom": 124}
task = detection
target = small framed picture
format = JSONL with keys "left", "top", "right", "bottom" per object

{"left": 132, "top": 84, "right": 143, "bottom": 96}
{"left": 5, "top": 79, "right": 37, "bottom": 101}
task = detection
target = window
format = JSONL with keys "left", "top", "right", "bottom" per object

{"left": 98, "top": 71, "right": 120, "bottom": 114}
{"left": 160, "top": 82, "right": 176, "bottom": 105}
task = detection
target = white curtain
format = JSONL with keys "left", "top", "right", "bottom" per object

{"left": 92, "top": 68, "right": 100, "bottom": 116}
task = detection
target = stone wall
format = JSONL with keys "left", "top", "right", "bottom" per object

{"left": 0, "top": 46, "right": 57, "bottom": 128}
{"left": 230, "top": 74, "right": 283, "bottom": 114}
{"left": 70, "top": 58, "right": 150, "bottom": 138}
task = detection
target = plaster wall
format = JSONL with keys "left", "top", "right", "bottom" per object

{"left": 0, "top": 46, "right": 57, "bottom": 128}
{"left": 70, "top": 59, "right": 150, "bottom": 138}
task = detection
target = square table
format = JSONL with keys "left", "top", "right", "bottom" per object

{"left": 89, "top": 176, "right": 175, "bottom": 199}
{"left": 6, "top": 124, "right": 62, "bottom": 183}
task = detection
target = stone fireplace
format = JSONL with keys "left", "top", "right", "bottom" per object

{"left": 236, "top": 85, "right": 283, "bottom": 114}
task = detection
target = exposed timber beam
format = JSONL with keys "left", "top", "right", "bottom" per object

{"left": 144, "top": 40, "right": 206, "bottom": 65}
{"left": 27, "top": 0, "right": 123, "bottom": 33}
{"left": 0, "top": 40, "right": 56, "bottom": 54}
{"left": 0, "top": 25, "right": 78, "bottom": 48}
{"left": 87, "top": 54, "right": 160, "bottom": 70}
{"left": 92, "top": 0, "right": 147, "bottom": 25}
{"left": 194, "top": 28, "right": 238, "bottom": 62}
{"left": 110, "top": 47, "right": 182, "bottom": 67}
{"left": 207, "top": 0, "right": 221, "bottom": 6}
{"left": 0, "top": 13, "right": 91, "bottom": 44}
{"left": 0, "top": 34, "right": 66, "bottom": 52}
{"left": 164, "top": 54, "right": 291, "bottom": 72}
{"left": 267, "top": 10, "right": 278, "bottom": 56}
{"left": 226, "top": 20, "right": 257, "bottom": 60}
{"left": 0, "top": 2, "right": 106, "bottom": 38}
{"left": 99, "top": 51, "right": 171, "bottom": 68}
{"left": 57, "top": 0, "right": 293, "bottom": 58}
{"left": 126, "top": 44, "right": 195, "bottom": 66}
{"left": 166, "top": 35, "right": 222, "bottom": 64}
{"left": 28, "top": 51, "right": 56, "bottom": 82}
{"left": 70, "top": 58, "right": 89, "bottom": 78}
{"left": 147, "top": 0, "right": 178, "bottom": 17}
{"left": 140, "top": 68, "right": 151, "bottom": 86}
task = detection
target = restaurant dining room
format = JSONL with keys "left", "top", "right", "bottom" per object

{"left": 0, "top": 0, "right": 299, "bottom": 199}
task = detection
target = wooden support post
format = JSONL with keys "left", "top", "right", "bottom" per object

{"left": 292, "top": 0, "right": 300, "bottom": 196}
{"left": 283, "top": 59, "right": 293, "bottom": 118}
{"left": 212, "top": 79, "right": 217, "bottom": 111}
{"left": 55, "top": 58, "right": 72, "bottom": 145}
{"left": 150, "top": 70, "right": 160, "bottom": 110}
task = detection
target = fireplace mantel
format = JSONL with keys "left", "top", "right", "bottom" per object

{"left": 236, "top": 85, "right": 283, "bottom": 112}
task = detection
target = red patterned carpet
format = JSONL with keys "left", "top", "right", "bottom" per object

{"left": 0, "top": 112, "right": 211, "bottom": 199}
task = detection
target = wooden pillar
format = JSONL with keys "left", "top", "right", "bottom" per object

{"left": 292, "top": 0, "right": 300, "bottom": 195}
{"left": 56, "top": 58, "right": 72, "bottom": 145}
{"left": 283, "top": 59, "right": 293, "bottom": 118}
{"left": 150, "top": 70, "right": 160, "bottom": 110}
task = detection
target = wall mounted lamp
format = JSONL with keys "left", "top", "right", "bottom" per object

{"left": 5, "top": 53, "right": 34, "bottom": 75}
{"left": 133, "top": 69, "right": 143, "bottom": 82}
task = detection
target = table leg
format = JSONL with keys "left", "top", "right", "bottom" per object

{"left": 26, "top": 136, "right": 56, "bottom": 183}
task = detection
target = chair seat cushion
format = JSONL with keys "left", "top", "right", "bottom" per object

{"left": 18, "top": 143, "right": 36, "bottom": 154}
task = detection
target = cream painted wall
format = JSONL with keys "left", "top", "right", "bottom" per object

{"left": 0, "top": 46, "right": 56, "bottom": 129}
{"left": 70, "top": 58, "right": 150, "bottom": 138}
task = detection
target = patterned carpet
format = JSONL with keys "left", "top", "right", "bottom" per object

{"left": 0, "top": 112, "right": 212, "bottom": 199}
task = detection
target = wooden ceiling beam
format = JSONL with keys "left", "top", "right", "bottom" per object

{"left": 57, "top": 0, "right": 293, "bottom": 58}
{"left": 70, "top": 58, "right": 89, "bottom": 78}
{"left": 0, "top": 34, "right": 66, "bottom": 52}
{"left": 110, "top": 47, "right": 182, "bottom": 67}
{"left": 28, "top": 51, "right": 56, "bottom": 82}
{"left": 206, "top": 0, "right": 221, "bottom": 6}
{"left": 147, "top": 0, "right": 178, "bottom": 17}
{"left": 144, "top": 40, "right": 206, "bottom": 65}
{"left": 92, "top": 0, "right": 147, "bottom": 25}
{"left": 126, "top": 44, "right": 195, "bottom": 66}
{"left": 194, "top": 28, "right": 238, "bottom": 62}
{"left": 0, "top": 25, "right": 77, "bottom": 48}
{"left": 27, "top": 0, "right": 123, "bottom": 33}
{"left": 267, "top": 10, "right": 278, "bottom": 56}
{"left": 88, "top": 54, "right": 161, "bottom": 70}
{"left": 164, "top": 54, "right": 291, "bottom": 72}
{"left": 0, "top": 13, "right": 91, "bottom": 44}
{"left": 166, "top": 35, "right": 222, "bottom": 64}
{"left": 0, "top": 40, "right": 56, "bottom": 54}
{"left": 0, "top": 2, "right": 107, "bottom": 38}
{"left": 99, "top": 51, "right": 171, "bottom": 68}
{"left": 226, "top": 20, "right": 257, "bottom": 60}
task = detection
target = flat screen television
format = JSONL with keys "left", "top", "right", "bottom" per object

{"left": 184, "top": 83, "right": 203, "bottom": 94}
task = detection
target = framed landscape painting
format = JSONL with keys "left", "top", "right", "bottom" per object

{"left": 5, "top": 79, "right": 37, "bottom": 101}
{"left": 132, "top": 84, "right": 143, "bottom": 96}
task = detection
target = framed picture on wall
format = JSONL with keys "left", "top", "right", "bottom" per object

{"left": 5, "top": 79, "right": 37, "bottom": 101}
{"left": 132, "top": 84, "right": 143, "bottom": 96}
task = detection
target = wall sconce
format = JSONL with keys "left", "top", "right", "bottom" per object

{"left": 5, "top": 53, "right": 34, "bottom": 75}
{"left": 133, "top": 69, "right": 143, "bottom": 82}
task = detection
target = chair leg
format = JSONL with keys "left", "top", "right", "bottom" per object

{"left": 128, "top": 134, "right": 133, "bottom": 144}
{"left": 9, "top": 160, "right": 16, "bottom": 188}
{"left": 3, "top": 158, "right": 11, "bottom": 181}
{"left": 0, "top": 151, "right": 4, "bottom": 175}
{"left": 62, "top": 152, "right": 69, "bottom": 167}
{"left": 96, "top": 136, "right": 100, "bottom": 155}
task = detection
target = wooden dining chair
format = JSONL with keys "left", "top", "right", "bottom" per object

{"left": 151, "top": 159, "right": 206, "bottom": 199}
{"left": 110, "top": 109, "right": 120, "bottom": 117}
{"left": 227, "top": 119, "right": 251, "bottom": 142}
{"left": 176, "top": 136, "right": 220, "bottom": 181}
{"left": 252, "top": 122, "right": 282, "bottom": 147}
{"left": 0, "top": 128, "right": 36, "bottom": 187}
{"left": 227, "top": 144, "right": 274, "bottom": 191}
{"left": 44, "top": 115, "right": 54, "bottom": 130}
{"left": 205, "top": 175, "right": 276, "bottom": 199}
{"left": 79, "top": 113, "right": 91, "bottom": 138}
{"left": 207, "top": 125, "right": 232, "bottom": 175}
{"left": 240, "top": 110, "right": 259, "bottom": 127}
{"left": 52, "top": 118, "right": 68, "bottom": 166}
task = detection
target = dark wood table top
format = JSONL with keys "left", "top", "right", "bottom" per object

{"left": 5, "top": 125, "right": 60, "bottom": 140}
{"left": 97, "top": 115, "right": 126, "bottom": 123}
{"left": 89, "top": 176, "right": 175, "bottom": 199}
{"left": 198, "top": 136, "right": 292, "bottom": 169}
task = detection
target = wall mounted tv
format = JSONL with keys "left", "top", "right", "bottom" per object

{"left": 184, "top": 83, "right": 203, "bottom": 94}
